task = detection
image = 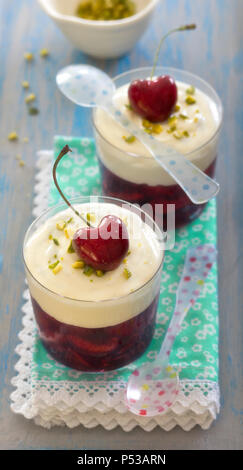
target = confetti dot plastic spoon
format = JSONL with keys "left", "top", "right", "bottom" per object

{"left": 125, "top": 244, "right": 217, "bottom": 417}
{"left": 56, "top": 64, "right": 219, "bottom": 204}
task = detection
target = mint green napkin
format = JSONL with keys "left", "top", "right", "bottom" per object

{"left": 32, "top": 136, "right": 218, "bottom": 385}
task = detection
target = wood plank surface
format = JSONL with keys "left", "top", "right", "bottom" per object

{"left": 0, "top": 0, "right": 242, "bottom": 450}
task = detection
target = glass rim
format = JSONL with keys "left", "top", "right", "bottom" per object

{"left": 23, "top": 195, "right": 164, "bottom": 304}
{"left": 92, "top": 65, "right": 223, "bottom": 161}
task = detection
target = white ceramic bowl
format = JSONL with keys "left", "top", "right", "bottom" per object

{"left": 38, "top": 0, "right": 159, "bottom": 58}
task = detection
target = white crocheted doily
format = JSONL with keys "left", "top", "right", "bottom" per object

{"left": 10, "top": 150, "right": 220, "bottom": 431}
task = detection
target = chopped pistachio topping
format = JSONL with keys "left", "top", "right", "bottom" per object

{"left": 173, "top": 130, "right": 183, "bottom": 140}
{"left": 185, "top": 95, "right": 196, "bottom": 105}
{"left": 49, "top": 260, "right": 60, "bottom": 270}
{"left": 183, "top": 130, "right": 190, "bottom": 138}
{"left": 76, "top": 0, "right": 136, "bottom": 21}
{"left": 174, "top": 104, "right": 181, "bottom": 112}
{"left": 86, "top": 212, "right": 96, "bottom": 223}
{"left": 168, "top": 115, "right": 177, "bottom": 126}
{"left": 18, "top": 159, "right": 25, "bottom": 167}
{"left": 83, "top": 265, "right": 94, "bottom": 276}
{"left": 48, "top": 234, "right": 53, "bottom": 240}
{"left": 123, "top": 258, "right": 127, "bottom": 264}
{"left": 67, "top": 217, "right": 73, "bottom": 224}
{"left": 194, "top": 117, "right": 199, "bottom": 123}
{"left": 53, "top": 263, "right": 63, "bottom": 275}
{"left": 8, "top": 131, "right": 18, "bottom": 141}
{"left": 64, "top": 229, "right": 69, "bottom": 239}
{"left": 56, "top": 221, "right": 66, "bottom": 231}
{"left": 186, "top": 85, "right": 195, "bottom": 95}
{"left": 22, "top": 80, "right": 29, "bottom": 89}
{"left": 95, "top": 269, "right": 105, "bottom": 277}
{"left": 127, "top": 249, "right": 131, "bottom": 256}
{"left": 67, "top": 240, "right": 75, "bottom": 253}
{"left": 72, "top": 260, "right": 85, "bottom": 269}
{"left": 52, "top": 237, "right": 59, "bottom": 246}
{"left": 142, "top": 119, "right": 163, "bottom": 135}
{"left": 122, "top": 134, "right": 136, "bottom": 144}
{"left": 40, "top": 48, "right": 49, "bottom": 57}
{"left": 125, "top": 103, "right": 133, "bottom": 111}
{"left": 24, "top": 52, "right": 34, "bottom": 61}
{"left": 179, "top": 112, "right": 189, "bottom": 120}
{"left": 123, "top": 268, "right": 132, "bottom": 279}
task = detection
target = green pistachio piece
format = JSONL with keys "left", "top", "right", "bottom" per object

{"left": 185, "top": 95, "right": 196, "bottom": 105}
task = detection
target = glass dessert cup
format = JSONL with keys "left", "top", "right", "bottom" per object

{"left": 23, "top": 196, "right": 164, "bottom": 372}
{"left": 93, "top": 67, "right": 223, "bottom": 229}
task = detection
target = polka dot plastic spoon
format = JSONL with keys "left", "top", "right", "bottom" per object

{"left": 125, "top": 243, "right": 217, "bottom": 417}
{"left": 56, "top": 64, "right": 220, "bottom": 205}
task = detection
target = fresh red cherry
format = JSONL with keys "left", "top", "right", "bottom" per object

{"left": 128, "top": 75, "right": 177, "bottom": 123}
{"left": 72, "top": 215, "right": 129, "bottom": 272}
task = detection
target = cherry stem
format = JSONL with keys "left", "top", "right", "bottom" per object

{"left": 150, "top": 24, "right": 197, "bottom": 80}
{"left": 52, "top": 145, "right": 93, "bottom": 227}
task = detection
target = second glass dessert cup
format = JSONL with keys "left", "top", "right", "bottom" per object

{"left": 93, "top": 67, "right": 223, "bottom": 229}
{"left": 23, "top": 196, "right": 164, "bottom": 372}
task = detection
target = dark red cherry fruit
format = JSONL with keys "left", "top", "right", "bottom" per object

{"left": 72, "top": 215, "right": 129, "bottom": 272}
{"left": 128, "top": 75, "right": 177, "bottom": 123}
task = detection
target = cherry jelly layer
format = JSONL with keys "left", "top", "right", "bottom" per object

{"left": 31, "top": 294, "right": 159, "bottom": 372}
{"left": 98, "top": 158, "right": 216, "bottom": 229}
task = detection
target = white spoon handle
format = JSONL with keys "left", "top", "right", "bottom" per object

{"left": 105, "top": 102, "right": 219, "bottom": 205}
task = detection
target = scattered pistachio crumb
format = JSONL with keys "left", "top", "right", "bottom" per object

{"left": 49, "top": 260, "right": 59, "bottom": 270}
{"left": 186, "top": 85, "right": 195, "bottom": 95}
{"left": 125, "top": 103, "right": 133, "bottom": 111}
{"left": 127, "top": 249, "right": 131, "bottom": 256}
{"left": 123, "top": 258, "right": 127, "bottom": 264}
{"left": 123, "top": 268, "right": 132, "bottom": 279}
{"left": 28, "top": 107, "right": 39, "bottom": 115}
{"left": 25, "top": 93, "right": 36, "bottom": 103}
{"left": 122, "top": 135, "right": 136, "bottom": 144}
{"left": 72, "top": 260, "right": 85, "bottom": 269}
{"left": 95, "top": 270, "right": 104, "bottom": 277}
{"left": 90, "top": 279, "right": 93, "bottom": 282}
{"left": 67, "top": 217, "right": 73, "bottom": 224}
{"left": 174, "top": 104, "right": 181, "bottom": 112}
{"left": 24, "top": 52, "right": 34, "bottom": 61}
{"left": 53, "top": 263, "right": 63, "bottom": 275}
{"left": 22, "top": 80, "right": 29, "bottom": 89}
{"left": 194, "top": 117, "right": 199, "bottom": 123}
{"left": 67, "top": 240, "right": 75, "bottom": 253}
{"left": 185, "top": 95, "right": 196, "bottom": 105}
{"left": 52, "top": 237, "right": 59, "bottom": 246}
{"left": 19, "top": 159, "right": 25, "bottom": 167}
{"left": 142, "top": 119, "right": 163, "bottom": 135}
{"left": 8, "top": 131, "right": 18, "bottom": 141}
{"left": 48, "top": 234, "right": 53, "bottom": 240}
{"left": 40, "top": 48, "right": 49, "bottom": 57}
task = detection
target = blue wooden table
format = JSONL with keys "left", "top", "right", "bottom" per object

{"left": 0, "top": 0, "right": 242, "bottom": 450}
